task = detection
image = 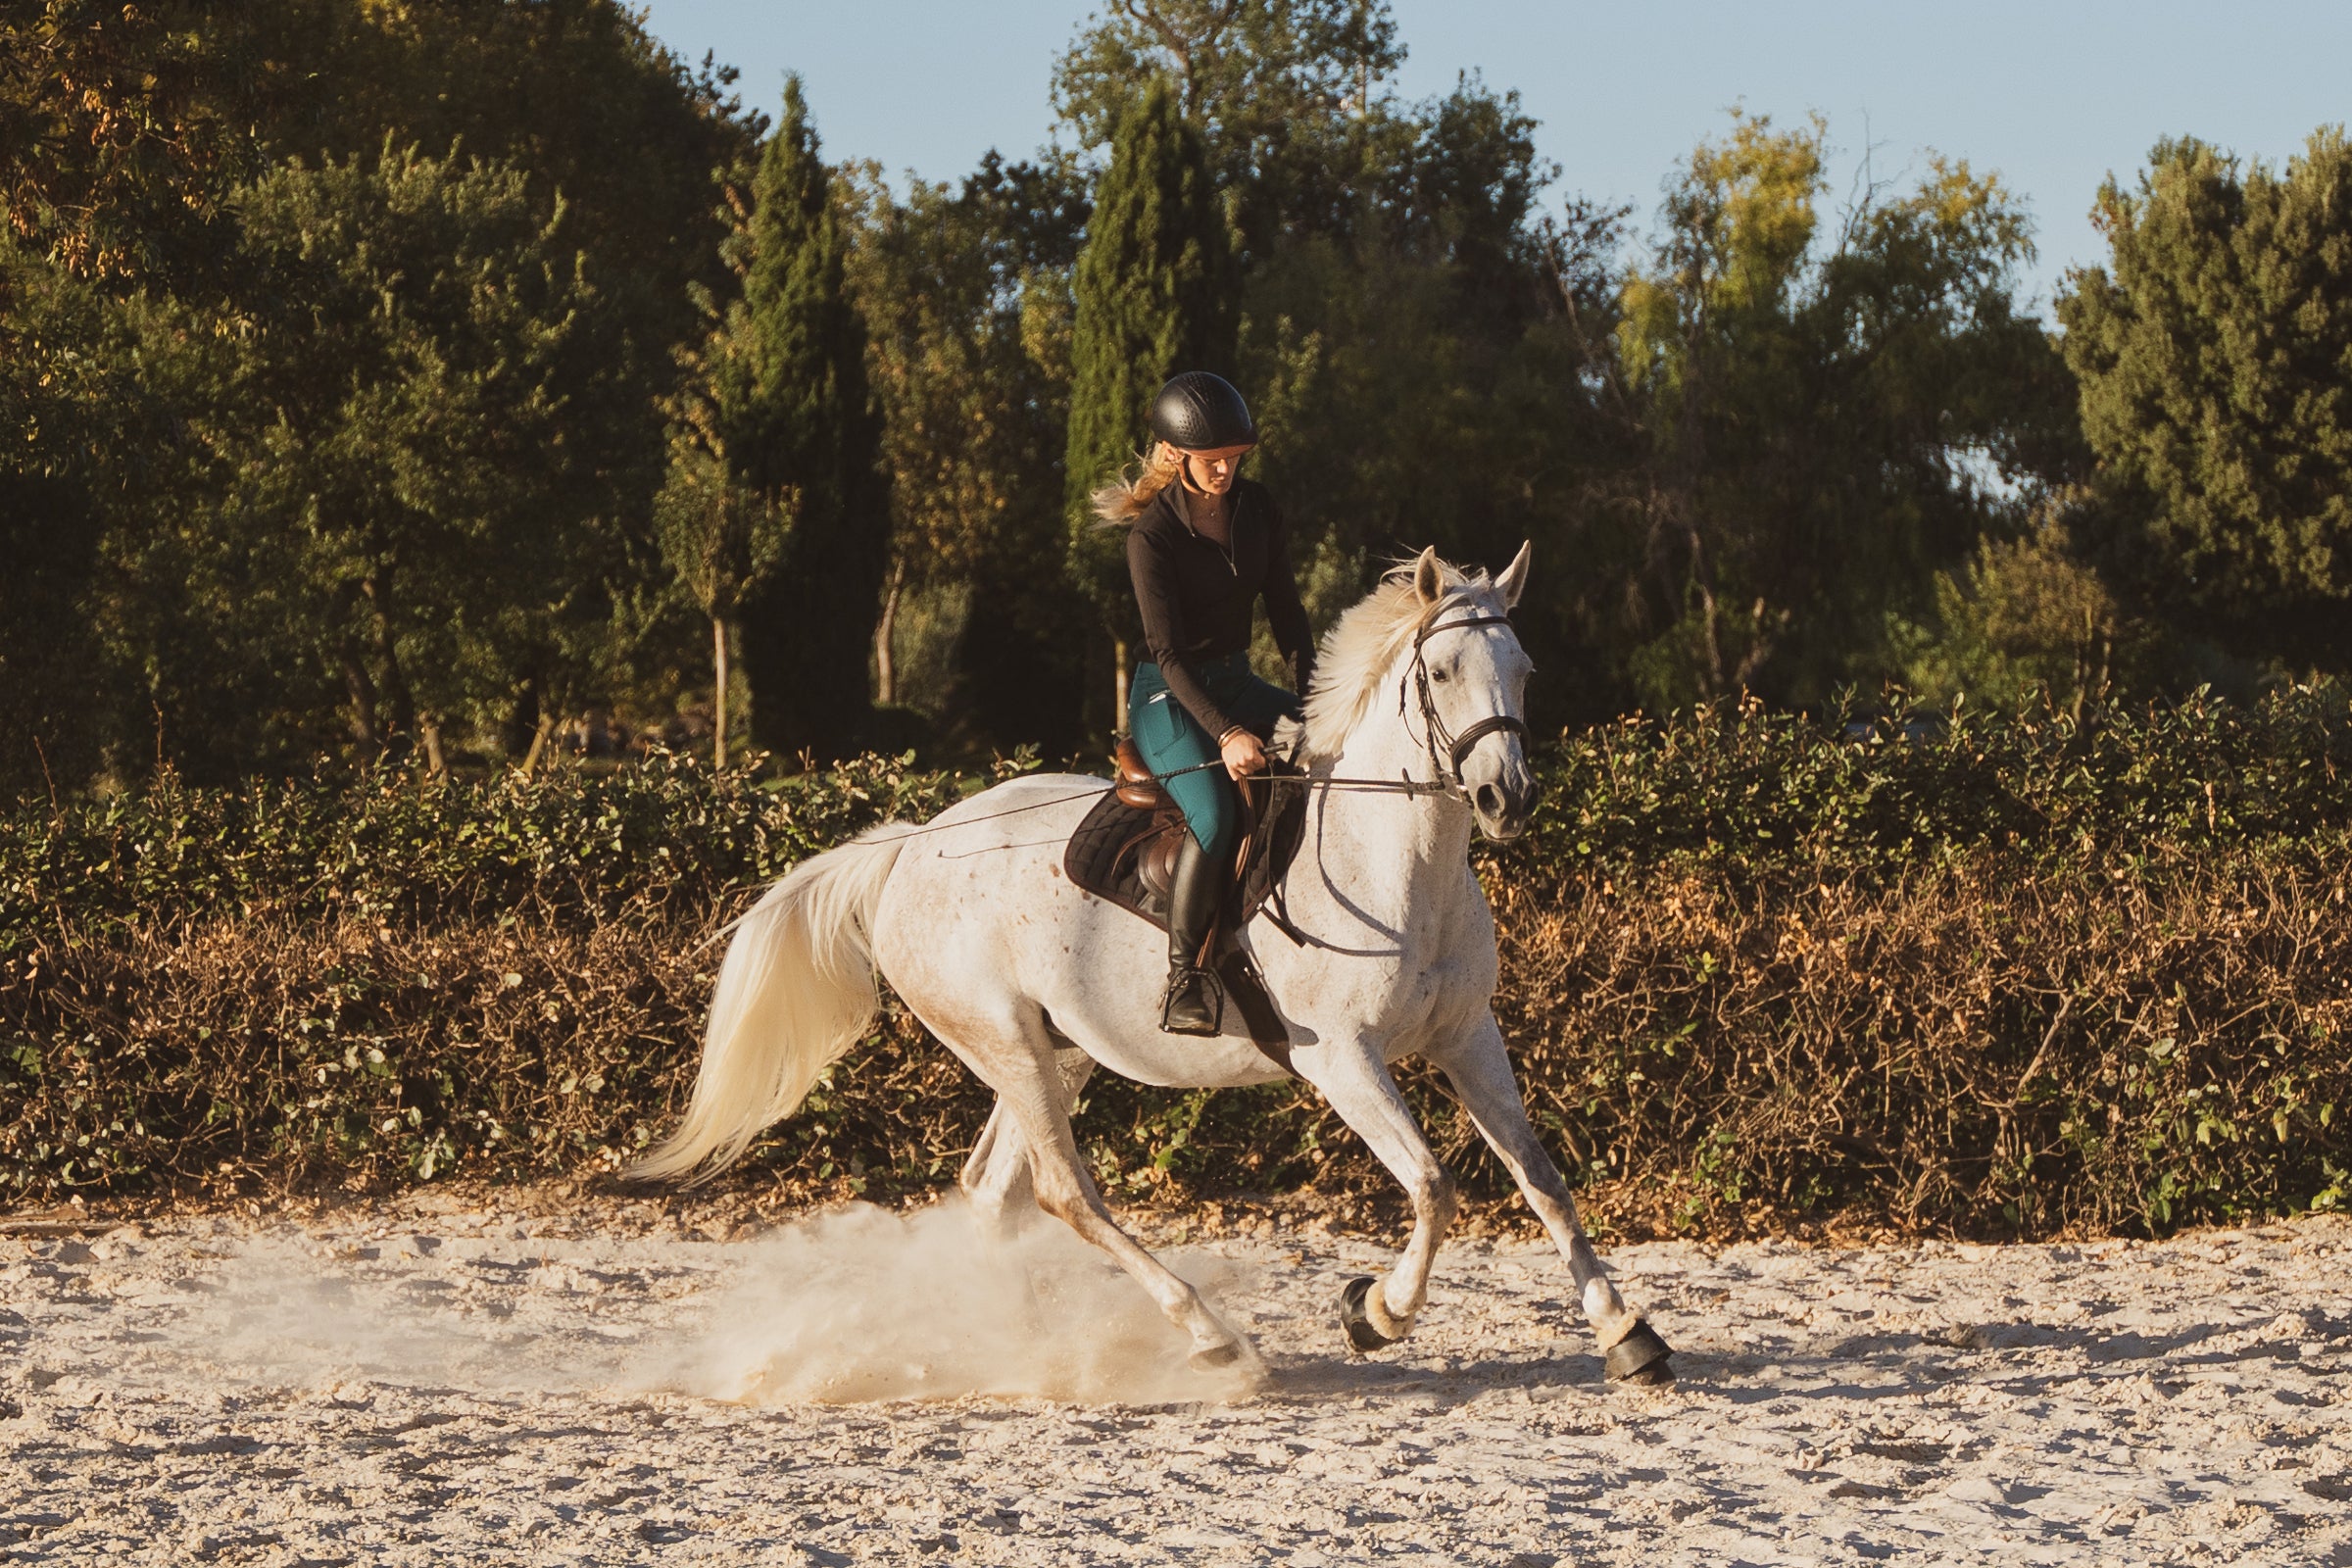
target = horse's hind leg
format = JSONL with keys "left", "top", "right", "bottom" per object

{"left": 934, "top": 1004, "right": 1246, "bottom": 1367}
{"left": 960, "top": 1050, "right": 1094, "bottom": 1241}
{"left": 1018, "top": 1100, "right": 1250, "bottom": 1368}
{"left": 1427, "top": 1013, "right": 1674, "bottom": 1385}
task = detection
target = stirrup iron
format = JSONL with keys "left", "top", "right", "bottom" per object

{"left": 1160, "top": 964, "right": 1224, "bottom": 1036}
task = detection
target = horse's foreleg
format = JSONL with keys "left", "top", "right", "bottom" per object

{"left": 1427, "top": 1014, "right": 1674, "bottom": 1384}
{"left": 1293, "top": 1042, "right": 1456, "bottom": 1348}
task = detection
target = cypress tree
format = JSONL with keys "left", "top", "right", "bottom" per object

{"left": 1064, "top": 76, "right": 1234, "bottom": 730}
{"left": 731, "top": 76, "right": 888, "bottom": 760}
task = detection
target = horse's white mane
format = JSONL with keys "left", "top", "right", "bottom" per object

{"left": 1299, "top": 554, "right": 1496, "bottom": 761}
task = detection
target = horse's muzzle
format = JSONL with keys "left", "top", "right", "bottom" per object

{"left": 1472, "top": 777, "right": 1539, "bottom": 840}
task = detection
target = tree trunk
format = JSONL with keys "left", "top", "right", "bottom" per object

{"left": 711, "top": 612, "right": 730, "bottom": 771}
{"left": 1113, "top": 635, "right": 1132, "bottom": 736}
{"left": 519, "top": 707, "right": 556, "bottom": 776}
{"left": 340, "top": 629, "right": 381, "bottom": 751}
{"left": 419, "top": 718, "right": 446, "bottom": 777}
{"left": 873, "top": 560, "right": 906, "bottom": 708}
{"left": 361, "top": 575, "right": 416, "bottom": 748}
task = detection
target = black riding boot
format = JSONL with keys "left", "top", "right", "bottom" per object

{"left": 1160, "top": 828, "right": 1227, "bottom": 1036}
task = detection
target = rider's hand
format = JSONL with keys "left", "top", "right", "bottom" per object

{"left": 1219, "top": 727, "right": 1265, "bottom": 781}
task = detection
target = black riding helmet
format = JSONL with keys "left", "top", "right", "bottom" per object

{"left": 1150, "top": 370, "right": 1256, "bottom": 451}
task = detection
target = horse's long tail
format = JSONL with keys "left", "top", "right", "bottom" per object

{"left": 630, "top": 825, "right": 911, "bottom": 1186}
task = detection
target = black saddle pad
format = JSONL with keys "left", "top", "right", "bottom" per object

{"left": 1063, "top": 763, "right": 1307, "bottom": 1054}
{"left": 1063, "top": 787, "right": 1175, "bottom": 928}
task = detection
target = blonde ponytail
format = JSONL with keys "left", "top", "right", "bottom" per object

{"left": 1090, "top": 441, "right": 1185, "bottom": 526}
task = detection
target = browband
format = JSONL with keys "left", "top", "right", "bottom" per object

{"left": 1414, "top": 612, "right": 1516, "bottom": 648}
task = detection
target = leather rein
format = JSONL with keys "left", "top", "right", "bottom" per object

{"left": 850, "top": 607, "right": 1533, "bottom": 845}
{"left": 1198, "top": 606, "right": 1531, "bottom": 802}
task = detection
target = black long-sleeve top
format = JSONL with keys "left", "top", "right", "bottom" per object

{"left": 1126, "top": 478, "right": 1314, "bottom": 739}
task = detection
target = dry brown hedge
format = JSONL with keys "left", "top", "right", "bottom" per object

{"left": 2, "top": 902, "right": 980, "bottom": 1200}
{"left": 1487, "top": 858, "right": 2352, "bottom": 1236}
{"left": 6, "top": 703, "right": 2352, "bottom": 1237}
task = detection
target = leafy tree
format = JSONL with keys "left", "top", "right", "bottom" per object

{"left": 1056, "top": 3, "right": 1546, "bottom": 295}
{"left": 106, "top": 142, "right": 630, "bottom": 778}
{"left": 2057, "top": 129, "right": 2352, "bottom": 673}
{"left": 291, "top": 4, "right": 766, "bottom": 748}
{"left": 0, "top": 0, "right": 275, "bottom": 282}
{"left": 1225, "top": 81, "right": 1567, "bottom": 569}
{"left": 721, "top": 79, "right": 889, "bottom": 762}
{"left": 1056, "top": 0, "right": 1402, "bottom": 265}
{"left": 651, "top": 452, "right": 787, "bottom": 772}
{"left": 1605, "top": 112, "right": 2068, "bottom": 710}
{"left": 845, "top": 154, "right": 1089, "bottom": 746}
{"left": 304, "top": 1, "right": 761, "bottom": 367}
{"left": 0, "top": 0, "right": 755, "bottom": 301}
{"left": 1064, "top": 76, "right": 1234, "bottom": 728}
{"left": 0, "top": 236, "right": 124, "bottom": 796}
{"left": 2, "top": 0, "right": 764, "bottom": 783}
{"left": 1891, "top": 494, "right": 2161, "bottom": 716}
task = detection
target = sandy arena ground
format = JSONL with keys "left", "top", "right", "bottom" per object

{"left": 1, "top": 1193, "right": 2346, "bottom": 1567}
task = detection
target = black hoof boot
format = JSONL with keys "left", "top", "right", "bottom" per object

{"left": 1160, "top": 966, "right": 1224, "bottom": 1035}
{"left": 1603, "top": 1319, "right": 1675, "bottom": 1385}
{"left": 1189, "top": 1340, "right": 1243, "bottom": 1370}
{"left": 1340, "top": 1275, "right": 1398, "bottom": 1353}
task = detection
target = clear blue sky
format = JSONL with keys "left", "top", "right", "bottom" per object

{"left": 635, "top": 1, "right": 2351, "bottom": 314}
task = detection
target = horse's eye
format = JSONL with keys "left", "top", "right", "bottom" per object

{"left": 1431, "top": 667, "right": 1450, "bottom": 683}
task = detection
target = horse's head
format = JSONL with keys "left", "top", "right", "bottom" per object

{"left": 1300, "top": 542, "right": 1542, "bottom": 839}
{"left": 1403, "top": 542, "right": 1539, "bottom": 840}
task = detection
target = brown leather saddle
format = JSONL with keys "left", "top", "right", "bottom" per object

{"left": 1063, "top": 737, "right": 1307, "bottom": 1058}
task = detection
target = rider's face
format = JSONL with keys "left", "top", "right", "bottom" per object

{"left": 1178, "top": 444, "right": 1252, "bottom": 495}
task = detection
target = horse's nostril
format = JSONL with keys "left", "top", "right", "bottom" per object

{"left": 1475, "top": 783, "right": 1504, "bottom": 817}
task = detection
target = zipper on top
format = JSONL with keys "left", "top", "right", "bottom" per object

{"left": 1183, "top": 487, "right": 1239, "bottom": 575}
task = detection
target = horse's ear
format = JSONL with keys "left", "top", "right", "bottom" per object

{"left": 1412, "top": 547, "right": 1444, "bottom": 606}
{"left": 1495, "top": 540, "right": 1532, "bottom": 610}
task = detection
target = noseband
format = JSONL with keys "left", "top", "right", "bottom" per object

{"left": 1400, "top": 609, "right": 1530, "bottom": 797}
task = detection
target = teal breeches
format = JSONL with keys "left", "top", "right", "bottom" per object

{"left": 1128, "top": 654, "right": 1302, "bottom": 859}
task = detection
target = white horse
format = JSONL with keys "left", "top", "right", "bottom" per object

{"left": 636, "top": 546, "right": 1672, "bottom": 1383}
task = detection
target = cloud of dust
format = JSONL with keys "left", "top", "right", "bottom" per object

{"left": 655, "top": 1199, "right": 1263, "bottom": 1405}
{"left": 164, "top": 1199, "right": 1256, "bottom": 1407}
{"left": 187, "top": 1237, "right": 612, "bottom": 1394}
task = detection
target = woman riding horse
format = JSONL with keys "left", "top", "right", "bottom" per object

{"left": 1094, "top": 371, "right": 1313, "bottom": 1036}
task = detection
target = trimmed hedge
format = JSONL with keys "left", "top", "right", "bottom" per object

{"left": 0, "top": 752, "right": 973, "bottom": 1195}
{"left": 6, "top": 694, "right": 2352, "bottom": 1237}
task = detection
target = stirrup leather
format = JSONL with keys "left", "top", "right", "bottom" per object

{"left": 1159, "top": 964, "right": 1225, "bottom": 1036}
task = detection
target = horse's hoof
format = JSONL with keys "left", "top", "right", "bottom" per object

{"left": 1190, "top": 1340, "right": 1244, "bottom": 1371}
{"left": 1603, "top": 1319, "right": 1674, "bottom": 1385}
{"left": 1340, "top": 1275, "right": 1399, "bottom": 1353}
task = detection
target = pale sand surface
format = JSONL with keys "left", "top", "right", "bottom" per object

{"left": 2, "top": 1196, "right": 2347, "bottom": 1566}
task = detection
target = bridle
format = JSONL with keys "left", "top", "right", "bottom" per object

{"left": 1398, "top": 607, "right": 1531, "bottom": 801}
{"left": 839, "top": 602, "right": 1536, "bottom": 851}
